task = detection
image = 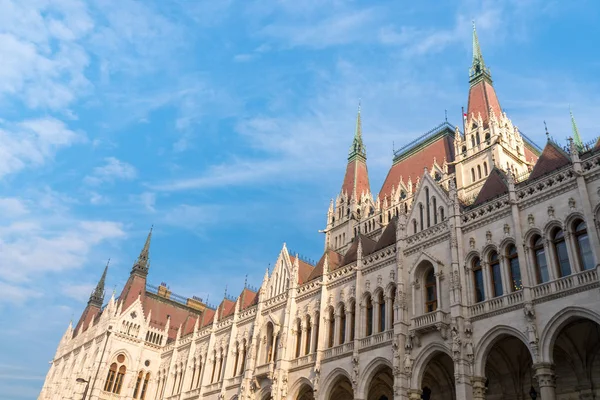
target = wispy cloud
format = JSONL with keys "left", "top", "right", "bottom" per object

{"left": 84, "top": 157, "right": 137, "bottom": 186}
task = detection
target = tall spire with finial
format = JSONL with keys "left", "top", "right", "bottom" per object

{"left": 89, "top": 259, "right": 110, "bottom": 307}
{"left": 132, "top": 226, "right": 153, "bottom": 276}
{"left": 570, "top": 107, "right": 583, "bottom": 150}
{"left": 348, "top": 101, "right": 366, "bottom": 161}
{"left": 469, "top": 21, "right": 492, "bottom": 85}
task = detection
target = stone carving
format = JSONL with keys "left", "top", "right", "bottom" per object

{"left": 365, "top": 280, "right": 370, "bottom": 291}
{"left": 352, "top": 356, "right": 359, "bottom": 389}
{"left": 280, "top": 373, "right": 288, "bottom": 398}
{"left": 523, "top": 302, "right": 535, "bottom": 321}
{"left": 377, "top": 274, "right": 383, "bottom": 287}
{"left": 313, "top": 366, "right": 321, "bottom": 392}
{"left": 486, "top": 230, "right": 492, "bottom": 244}
{"left": 464, "top": 340, "right": 474, "bottom": 363}
{"left": 469, "top": 237, "right": 475, "bottom": 249}
{"left": 547, "top": 205, "right": 555, "bottom": 217}
{"left": 403, "top": 354, "right": 413, "bottom": 375}
{"left": 464, "top": 319, "right": 473, "bottom": 338}
{"left": 390, "top": 270, "right": 395, "bottom": 281}
{"left": 528, "top": 214, "right": 535, "bottom": 227}
{"left": 568, "top": 197, "right": 576, "bottom": 210}
{"left": 503, "top": 224, "right": 510, "bottom": 236}
{"left": 451, "top": 330, "right": 462, "bottom": 359}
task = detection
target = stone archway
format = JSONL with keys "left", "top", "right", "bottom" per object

{"left": 483, "top": 334, "right": 535, "bottom": 399}
{"left": 326, "top": 373, "right": 353, "bottom": 400}
{"left": 296, "top": 383, "right": 314, "bottom": 400}
{"left": 552, "top": 317, "right": 600, "bottom": 398}
{"left": 365, "top": 364, "right": 393, "bottom": 400}
{"left": 420, "top": 351, "right": 455, "bottom": 400}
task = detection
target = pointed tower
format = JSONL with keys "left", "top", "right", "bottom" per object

{"left": 455, "top": 23, "right": 540, "bottom": 200}
{"left": 74, "top": 260, "right": 110, "bottom": 336}
{"left": 570, "top": 107, "right": 584, "bottom": 150}
{"left": 119, "top": 227, "right": 153, "bottom": 311}
{"left": 340, "top": 104, "right": 371, "bottom": 202}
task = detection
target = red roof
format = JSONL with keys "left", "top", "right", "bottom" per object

{"left": 472, "top": 168, "right": 508, "bottom": 206}
{"left": 74, "top": 305, "right": 101, "bottom": 336}
{"left": 219, "top": 299, "right": 236, "bottom": 319}
{"left": 467, "top": 80, "right": 502, "bottom": 127}
{"left": 201, "top": 308, "right": 215, "bottom": 328}
{"left": 142, "top": 295, "right": 202, "bottom": 339}
{"left": 289, "top": 255, "right": 315, "bottom": 284}
{"left": 341, "top": 158, "right": 371, "bottom": 199}
{"left": 528, "top": 141, "right": 571, "bottom": 181}
{"left": 305, "top": 249, "right": 343, "bottom": 281}
{"left": 379, "top": 136, "right": 454, "bottom": 201}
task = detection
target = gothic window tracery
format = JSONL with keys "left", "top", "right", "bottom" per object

{"left": 103, "top": 354, "right": 126, "bottom": 394}
{"left": 489, "top": 250, "right": 503, "bottom": 297}
{"left": 506, "top": 244, "right": 522, "bottom": 291}
{"left": 551, "top": 227, "right": 571, "bottom": 277}
{"left": 424, "top": 268, "right": 437, "bottom": 313}
{"left": 532, "top": 235, "right": 549, "bottom": 283}
{"left": 573, "top": 219, "right": 593, "bottom": 270}
{"left": 472, "top": 257, "right": 485, "bottom": 303}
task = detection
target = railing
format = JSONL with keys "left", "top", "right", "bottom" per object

{"left": 533, "top": 268, "right": 598, "bottom": 300}
{"left": 164, "top": 394, "right": 180, "bottom": 400}
{"left": 358, "top": 330, "right": 393, "bottom": 349}
{"left": 204, "top": 381, "right": 221, "bottom": 394}
{"left": 255, "top": 363, "right": 270, "bottom": 376}
{"left": 225, "top": 375, "right": 243, "bottom": 387}
{"left": 412, "top": 310, "right": 450, "bottom": 330}
{"left": 344, "top": 341, "right": 355, "bottom": 353}
{"left": 182, "top": 388, "right": 200, "bottom": 399}
{"left": 470, "top": 290, "right": 524, "bottom": 318}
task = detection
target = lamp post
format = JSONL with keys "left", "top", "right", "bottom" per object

{"left": 76, "top": 377, "right": 90, "bottom": 400}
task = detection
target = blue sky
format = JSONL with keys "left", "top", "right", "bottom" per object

{"left": 1, "top": 0, "right": 599, "bottom": 398}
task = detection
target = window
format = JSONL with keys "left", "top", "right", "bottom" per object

{"left": 473, "top": 257, "right": 485, "bottom": 303}
{"left": 476, "top": 133, "right": 481, "bottom": 145}
{"left": 339, "top": 306, "right": 346, "bottom": 344}
{"left": 433, "top": 197, "right": 438, "bottom": 224}
{"left": 552, "top": 228, "right": 571, "bottom": 277}
{"left": 210, "top": 352, "right": 217, "bottom": 383}
{"left": 424, "top": 268, "right": 437, "bottom": 313}
{"left": 419, "top": 203, "right": 424, "bottom": 231}
{"left": 471, "top": 168, "right": 476, "bottom": 183}
{"left": 140, "top": 373, "right": 149, "bottom": 400}
{"left": 366, "top": 295, "right": 373, "bottom": 336}
{"left": 305, "top": 317, "right": 312, "bottom": 355}
{"left": 506, "top": 244, "right": 522, "bottom": 291}
{"left": 574, "top": 220, "right": 594, "bottom": 270}
{"left": 440, "top": 207, "right": 445, "bottom": 221}
{"left": 349, "top": 305, "right": 355, "bottom": 341}
{"left": 104, "top": 354, "right": 126, "bottom": 394}
{"left": 413, "top": 219, "right": 418, "bottom": 234}
{"left": 532, "top": 235, "right": 549, "bottom": 283}
{"left": 425, "top": 188, "right": 431, "bottom": 228}
{"left": 328, "top": 309, "right": 335, "bottom": 348}
{"left": 133, "top": 371, "right": 143, "bottom": 398}
{"left": 390, "top": 287, "right": 396, "bottom": 326}
{"left": 477, "top": 165, "right": 482, "bottom": 179}
{"left": 483, "top": 162, "right": 488, "bottom": 176}
{"left": 378, "top": 292, "right": 385, "bottom": 332}
{"left": 295, "top": 320, "right": 301, "bottom": 358}
{"left": 489, "top": 251, "right": 503, "bottom": 297}
{"left": 313, "top": 313, "right": 320, "bottom": 353}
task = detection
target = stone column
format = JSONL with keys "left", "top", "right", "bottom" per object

{"left": 542, "top": 239, "right": 557, "bottom": 281}
{"left": 385, "top": 294, "right": 393, "bottom": 331}
{"left": 482, "top": 261, "right": 492, "bottom": 300}
{"left": 345, "top": 309, "right": 353, "bottom": 343}
{"left": 471, "top": 376, "right": 487, "bottom": 400}
{"left": 499, "top": 255, "right": 510, "bottom": 294}
{"left": 310, "top": 312, "right": 318, "bottom": 353}
{"left": 373, "top": 297, "right": 381, "bottom": 334}
{"left": 534, "top": 362, "right": 556, "bottom": 400}
{"left": 407, "top": 389, "right": 422, "bottom": 399}
{"left": 564, "top": 232, "right": 581, "bottom": 273}
{"left": 435, "top": 272, "right": 443, "bottom": 309}
{"left": 334, "top": 310, "right": 342, "bottom": 345}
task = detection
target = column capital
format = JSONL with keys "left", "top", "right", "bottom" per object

{"left": 471, "top": 376, "right": 487, "bottom": 400}
{"left": 534, "top": 362, "right": 556, "bottom": 388}
{"left": 407, "top": 389, "right": 423, "bottom": 400}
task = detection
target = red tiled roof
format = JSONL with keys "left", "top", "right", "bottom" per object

{"left": 289, "top": 256, "right": 315, "bottom": 285}
{"left": 201, "top": 308, "right": 215, "bottom": 328}
{"left": 373, "top": 217, "right": 397, "bottom": 252}
{"left": 74, "top": 305, "right": 101, "bottom": 337}
{"left": 239, "top": 288, "right": 258, "bottom": 310}
{"left": 341, "top": 158, "right": 371, "bottom": 199}
{"left": 219, "top": 299, "right": 236, "bottom": 319}
{"left": 379, "top": 136, "right": 454, "bottom": 201}
{"left": 142, "top": 294, "right": 202, "bottom": 339}
{"left": 467, "top": 80, "right": 502, "bottom": 127}
{"left": 528, "top": 141, "right": 571, "bottom": 181}
{"left": 472, "top": 168, "right": 508, "bottom": 206}
{"left": 305, "top": 249, "right": 343, "bottom": 282}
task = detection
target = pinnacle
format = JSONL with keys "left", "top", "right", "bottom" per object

{"left": 569, "top": 107, "right": 583, "bottom": 149}
{"left": 348, "top": 102, "right": 366, "bottom": 160}
{"left": 132, "top": 226, "right": 153, "bottom": 275}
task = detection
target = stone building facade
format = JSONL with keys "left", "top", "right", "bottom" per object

{"left": 39, "top": 26, "right": 600, "bottom": 400}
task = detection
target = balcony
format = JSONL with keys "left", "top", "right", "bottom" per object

{"left": 470, "top": 290, "right": 524, "bottom": 319}
{"left": 254, "top": 362, "right": 272, "bottom": 379}
{"left": 181, "top": 388, "right": 200, "bottom": 399}
{"left": 203, "top": 382, "right": 221, "bottom": 395}
{"left": 290, "top": 353, "right": 316, "bottom": 369}
{"left": 358, "top": 330, "right": 393, "bottom": 350}
{"left": 411, "top": 310, "right": 450, "bottom": 338}
{"left": 533, "top": 268, "right": 598, "bottom": 302}
{"left": 225, "top": 375, "right": 243, "bottom": 389}
{"left": 323, "top": 341, "right": 354, "bottom": 361}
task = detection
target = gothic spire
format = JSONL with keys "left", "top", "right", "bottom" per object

{"left": 570, "top": 107, "right": 583, "bottom": 150}
{"left": 132, "top": 226, "right": 152, "bottom": 277}
{"left": 89, "top": 260, "right": 109, "bottom": 308}
{"left": 348, "top": 102, "right": 366, "bottom": 161}
{"left": 469, "top": 22, "right": 492, "bottom": 86}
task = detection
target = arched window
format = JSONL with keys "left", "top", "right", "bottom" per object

{"left": 532, "top": 235, "right": 549, "bottom": 283}
{"left": 439, "top": 207, "right": 445, "bottom": 221}
{"left": 573, "top": 220, "right": 594, "bottom": 270}
{"left": 552, "top": 227, "right": 571, "bottom": 277}
{"left": 477, "top": 165, "right": 482, "bottom": 179}
{"left": 506, "top": 244, "right": 522, "bottom": 291}
{"left": 104, "top": 354, "right": 126, "bottom": 394}
{"left": 483, "top": 162, "right": 488, "bottom": 176}
{"left": 485, "top": 132, "right": 490, "bottom": 143}
{"left": 339, "top": 305, "right": 346, "bottom": 344}
{"left": 239, "top": 343, "right": 246, "bottom": 375}
{"left": 305, "top": 316, "right": 312, "bottom": 355}
{"left": 349, "top": 303, "right": 356, "bottom": 341}
{"left": 462, "top": 145, "right": 467, "bottom": 155}
{"left": 425, "top": 188, "right": 431, "bottom": 228}
{"left": 424, "top": 268, "right": 437, "bottom": 313}
{"left": 210, "top": 351, "right": 217, "bottom": 383}
{"left": 140, "top": 373, "right": 149, "bottom": 400}
{"left": 133, "top": 371, "right": 143, "bottom": 398}
{"left": 471, "top": 168, "right": 476, "bottom": 182}
{"left": 433, "top": 197, "right": 437, "bottom": 224}
{"left": 476, "top": 133, "right": 481, "bottom": 145}
{"left": 471, "top": 136, "right": 475, "bottom": 148}
{"left": 295, "top": 320, "right": 302, "bottom": 358}
{"left": 233, "top": 344, "right": 240, "bottom": 377}
{"left": 472, "top": 257, "right": 485, "bottom": 303}
{"left": 266, "top": 323, "right": 274, "bottom": 363}
{"left": 378, "top": 291, "right": 385, "bottom": 332}
{"left": 217, "top": 350, "right": 224, "bottom": 382}
{"left": 489, "top": 251, "right": 502, "bottom": 297}
{"left": 413, "top": 219, "right": 418, "bottom": 234}
{"left": 419, "top": 203, "right": 424, "bottom": 231}
{"left": 366, "top": 295, "right": 373, "bottom": 336}
{"left": 328, "top": 308, "right": 335, "bottom": 348}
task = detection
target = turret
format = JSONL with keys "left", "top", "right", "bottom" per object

{"left": 74, "top": 260, "right": 110, "bottom": 336}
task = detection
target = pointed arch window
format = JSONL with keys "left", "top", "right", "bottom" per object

{"left": 477, "top": 165, "right": 482, "bottom": 179}
{"left": 472, "top": 257, "right": 485, "bottom": 303}
{"left": 439, "top": 207, "right": 445, "bottom": 222}
{"left": 413, "top": 219, "right": 417, "bottom": 234}
{"left": 133, "top": 371, "right": 143, "bottom": 398}
{"left": 506, "top": 244, "right": 522, "bottom": 291}
{"left": 366, "top": 295, "right": 373, "bottom": 336}
{"left": 424, "top": 268, "right": 437, "bottom": 313}
{"left": 295, "top": 320, "right": 302, "bottom": 358}
{"left": 305, "top": 316, "right": 312, "bottom": 355}
{"left": 339, "top": 305, "right": 346, "bottom": 344}
{"left": 140, "top": 373, "right": 149, "bottom": 400}
{"left": 476, "top": 133, "right": 481, "bottom": 145}
{"left": 425, "top": 188, "right": 431, "bottom": 228}
{"left": 349, "top": 303, "right": 355, "bottom": 341}
{"left": 573, "top": 220, "right": 594, "bottom": 270}
{"left": 532, "top": 235, "right": 549, "bottom": 283}
{"left": 471, "top": 168, "right": 476, "bottom": 183}
{"left": 552, "top": 228, "right": 571, "bottom": 277}
{"left": 419, "top": 203, "right": 424, "bottom": 231}
{"left": 489, "top": 251, "right": 503, "bottom": 297}
{"left": 483, "top": 162, "right": 488, "bottom": 176}
{"left": 327, "top": 308, "right": 335, "bottom": 348}
{"left": 104, "top": 354, "right": 126, "bottom": 394}
{"left": 378, "top": 291, "right": 385, "bottom": 332}
{"left": 432, "top": 197, "right": 437, "bottom": 224}
{"left": 233, "top": 344, "right": 240, "bottom": 377}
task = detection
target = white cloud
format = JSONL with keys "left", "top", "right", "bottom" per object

{"left": 61, "top": 283, "right": 95, "bottom": 302}
{"left": 84, "top": 157, "right": 137, "bottom": 185}
{"left": 0, "top": 117, "right": 83, "bottom": 178}
{"left": 0, "top": 198, "right": 28, "bottom": 217}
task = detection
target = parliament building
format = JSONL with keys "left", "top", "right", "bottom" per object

{"left": 39, "top": 25, "right": 600, "bottom": 400}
